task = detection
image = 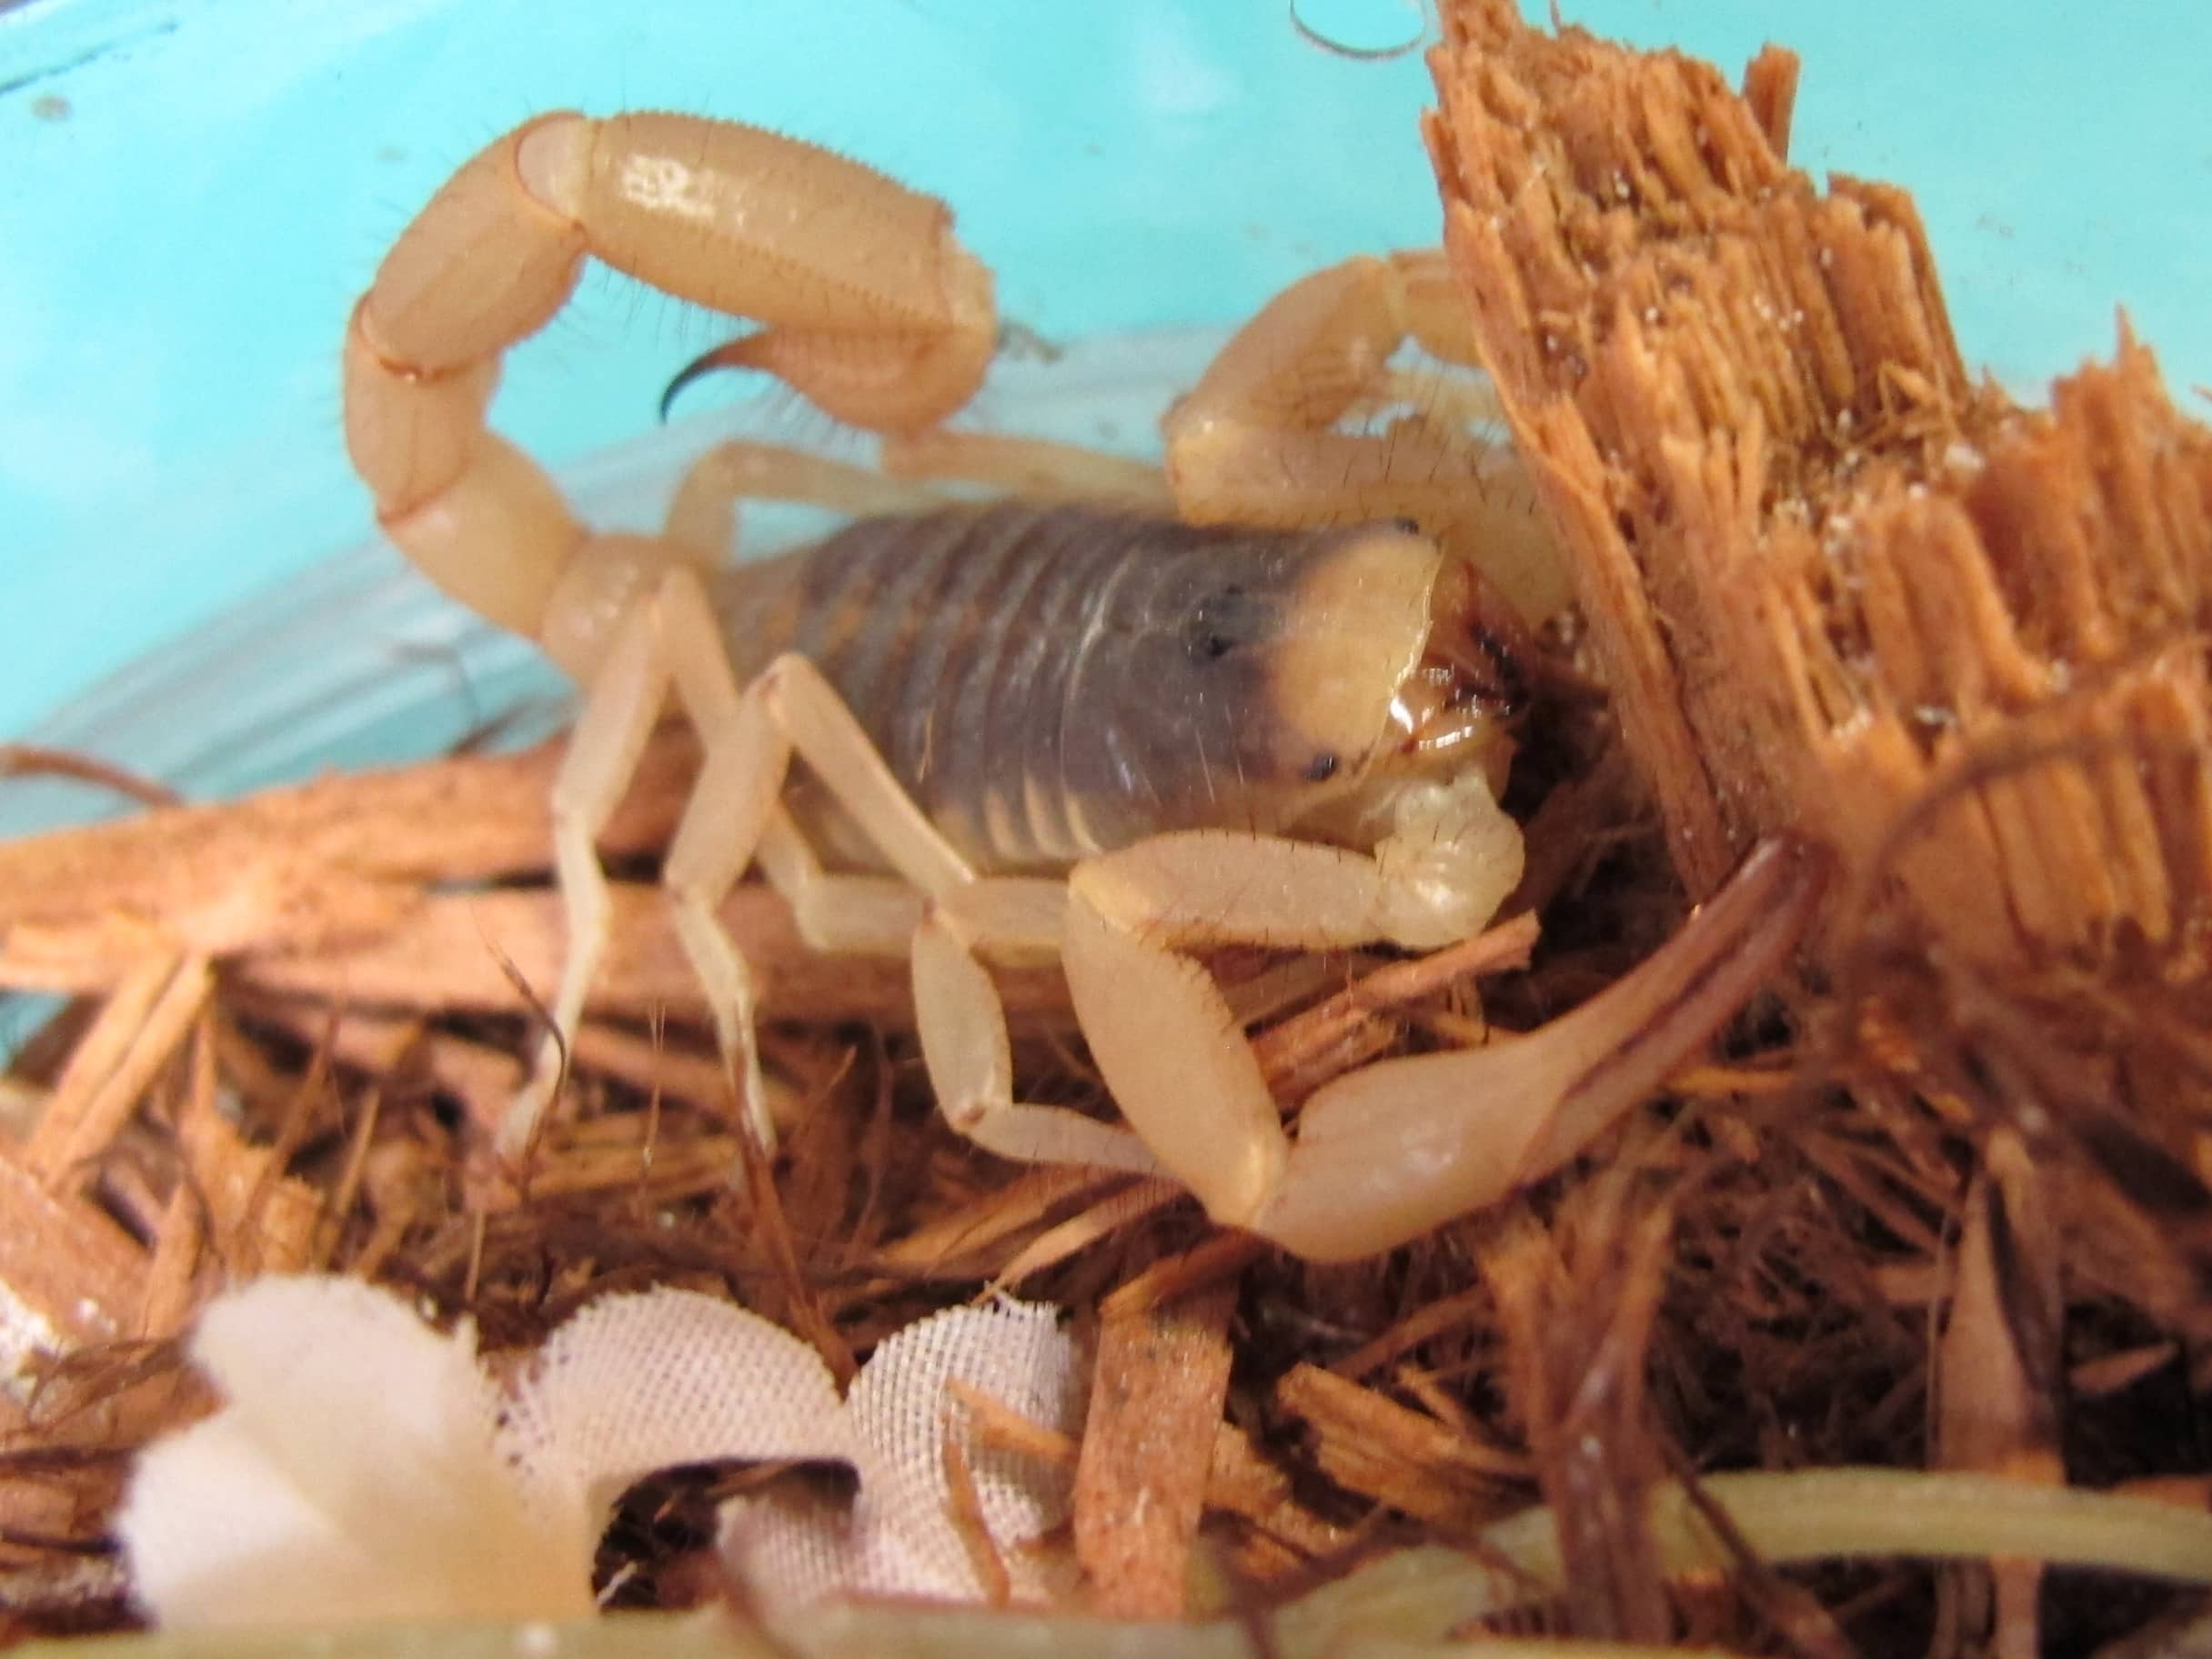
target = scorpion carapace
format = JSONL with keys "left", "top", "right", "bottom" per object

{"left": 344, "top": 107, "right": 1824, "bottom": 1260}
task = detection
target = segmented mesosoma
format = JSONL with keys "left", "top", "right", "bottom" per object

{"left": 714, "top": 504, "right": 1526, "bottom": 871}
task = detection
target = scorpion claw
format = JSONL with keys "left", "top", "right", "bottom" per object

{"left": 1250, "top": 836, "right": 1829, "bottom": 1262}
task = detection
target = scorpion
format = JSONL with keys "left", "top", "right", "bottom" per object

{"left": 342, "top": 112, "right": 1820, "bottom": 1262}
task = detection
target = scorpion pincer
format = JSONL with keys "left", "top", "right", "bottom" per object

{"left": 343, "top": 110, "right": 1823, "bottom": 1262}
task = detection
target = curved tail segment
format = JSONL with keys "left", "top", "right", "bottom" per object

{"left": 341, "top": 112, "right": 995, "bottom": 668}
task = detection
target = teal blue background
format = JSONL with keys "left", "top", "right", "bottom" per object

{"left": 1, "top": 0, "right": 2207, "bottom": 744}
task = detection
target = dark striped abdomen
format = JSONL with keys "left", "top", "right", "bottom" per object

{"left": 712, "top": 501, "right": 1381, "bottom": 873}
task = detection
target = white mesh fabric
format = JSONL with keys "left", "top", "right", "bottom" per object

{"left": 725, "top": 1298, "right": 1083, "bottom": 1604}
{"left": 497, "top": 1286, "right": 860, "bottom": 1525}
{"left": 119, "top": 1275, "right": 1081, "bottom": 1628}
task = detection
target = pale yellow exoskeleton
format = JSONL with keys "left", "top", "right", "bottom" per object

{"left": 342, "top": 112, "right": 1819, "bottom": 1262}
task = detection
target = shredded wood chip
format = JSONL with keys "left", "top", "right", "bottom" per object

{"left": 1071, "top": 1282, "right": 1236, "bottom": 1617}
{"left": 1273, "top": 1362, "right": 1525, "bottom": 1530}
{"left": 1431, "top": 0, "right": 2212, "bottom": 968}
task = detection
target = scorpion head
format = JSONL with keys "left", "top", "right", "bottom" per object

{"left": 1382, "top": 538, "right": 1535, "bottom": 775}
{"left": 1059, "top": 517, "right": 1535, "bottom": 856}
{"left": 1262, "top": 521, "right": 1532, "bottom": 832}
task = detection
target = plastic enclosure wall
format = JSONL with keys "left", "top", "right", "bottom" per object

{"left": 0, "top": 0, "right": 2205, "bottom": 744}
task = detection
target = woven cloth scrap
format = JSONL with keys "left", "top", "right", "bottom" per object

{"left": 120, "top": 1275, "right": 1081, "bottom": 1629}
